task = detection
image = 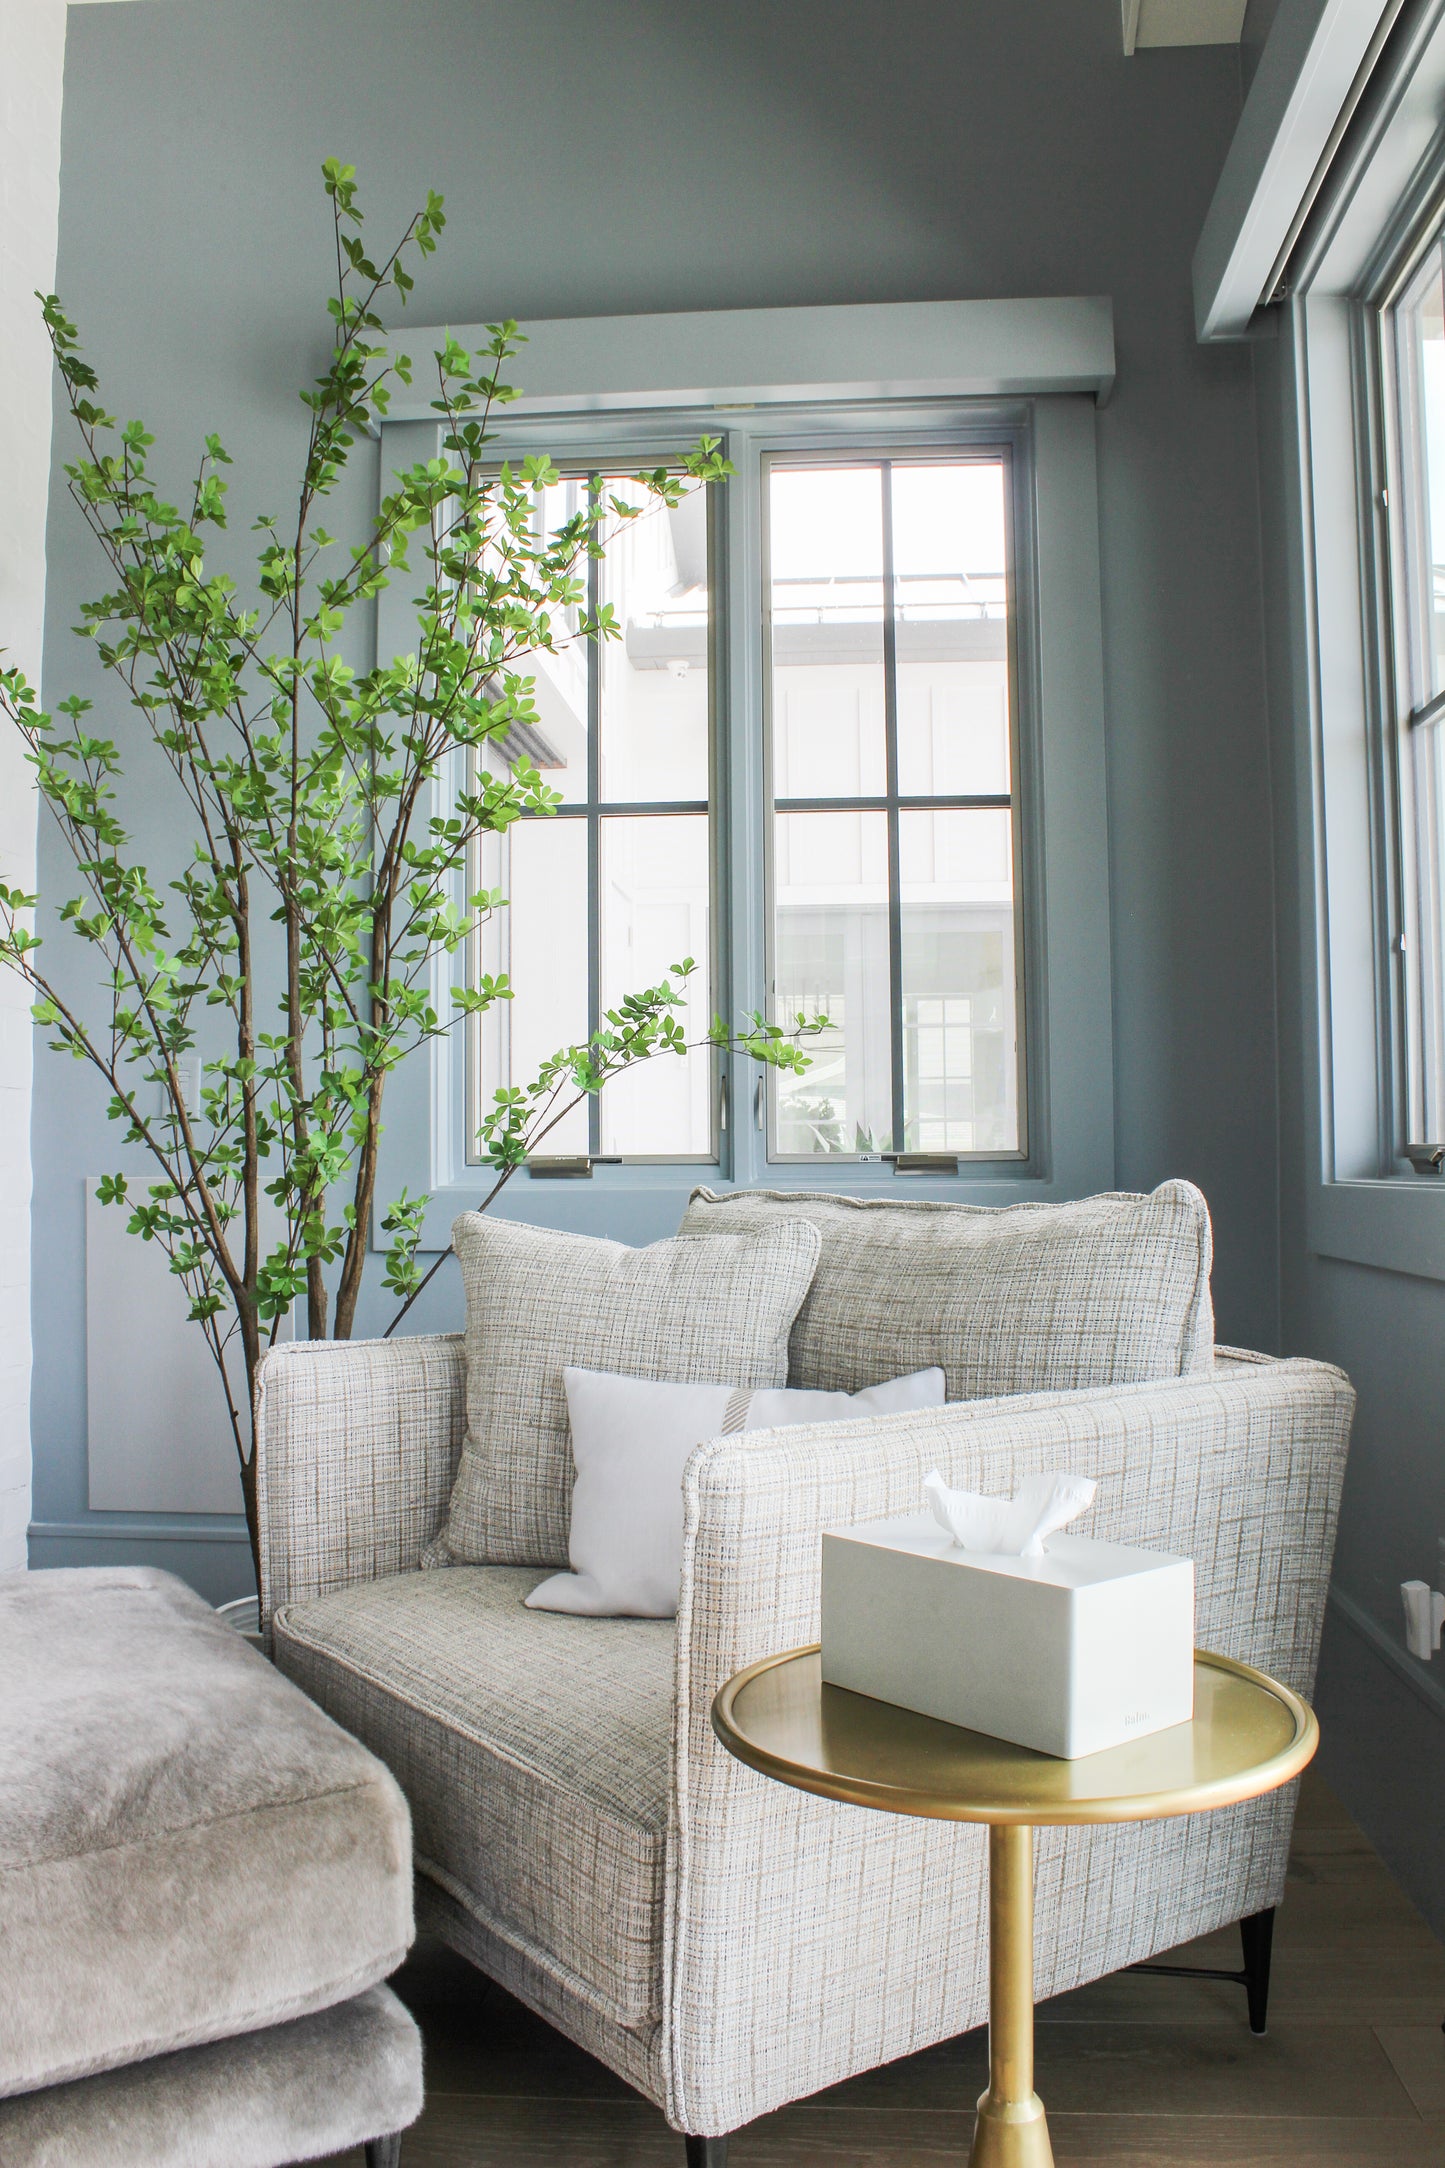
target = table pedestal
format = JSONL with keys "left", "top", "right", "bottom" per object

{"left": 970, "top": 1825, "right": 1052, "bottom": 2168}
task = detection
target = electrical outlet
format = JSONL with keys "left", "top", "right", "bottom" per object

{"left": 1402, "top": 1579, "right": 1445, "bottom": 1660}
{"left": 153, "top": 1059, "right": 199, "bottom": 1121}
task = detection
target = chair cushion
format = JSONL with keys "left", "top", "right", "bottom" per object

{"left": 429, "top": 1211, "right": 821, "bottom": 1568}
{"left": 0, "top": 1985, "right": 422, "bottom": 2168}
{"left": 681, "top": 1179, "right": 1214, "bottom": 1397}
{"left": 0, "top": 1567, "right": 413, "bottom": 2100}
{"left": 272, "top": 1566, "right": 675, "bottom": 2027}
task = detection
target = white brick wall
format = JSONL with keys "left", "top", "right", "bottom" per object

{"left": 0, "top": 0, "right": 68, "bottom": 1571}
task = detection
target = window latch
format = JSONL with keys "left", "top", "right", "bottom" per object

{"left": 1404, "top": 1143, "right": 1445, "bottom": 1175}
{"left": 527, "top": 1154, "right": 623, "bottom": 1178}
{"left": 886, "top": 1152, "right": 962, "bottom": 1176}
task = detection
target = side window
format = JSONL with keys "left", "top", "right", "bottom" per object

{"left": 1387, "top": 246, "right": 1445, "bottom": 1146}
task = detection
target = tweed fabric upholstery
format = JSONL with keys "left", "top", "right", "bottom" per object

{"left": 273, "top": 1566, "right": 675, "bottom": 2028}
{"left": 255, "top": 1331, "right": 467, "bottom": 1628}
{"left": 680, "top": 1180, "right": 1214, "bottom": 1396}
{"left": 252, "top": 1335, "right": 1352, "bottom": 2137}
{"left": 416, "top": 1875, "right": 670, "bottom": 2106}
{"left": 432, "top": 1214, "right": 821, "bottom": 1568}
{"left": 664, "top": 1358, "right": 1351, "bottom": 2132}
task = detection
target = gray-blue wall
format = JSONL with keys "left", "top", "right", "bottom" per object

{"left": 31, "top": 0, "right": 1277, "bottom": 1597}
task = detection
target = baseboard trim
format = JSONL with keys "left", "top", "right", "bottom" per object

{"left": 1327, "top": 1582, "right": 1445, "bottom": 1725}
{"left": 28, "top": 1517, "right": 249, "bottom": 1547}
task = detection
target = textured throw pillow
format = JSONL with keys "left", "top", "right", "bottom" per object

{"left": 427, "top": 1213, "right": 822, "bottom": 1568}
{"left": 679, "top": 1180, "right": 1214, "bottom": 1398}
{"left": 526, "top": 1363, "right": 947, "bottom": 1618}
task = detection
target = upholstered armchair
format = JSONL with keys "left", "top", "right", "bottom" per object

{"left": 257, "top": 1331, "right": 1352, "bottom": 2166}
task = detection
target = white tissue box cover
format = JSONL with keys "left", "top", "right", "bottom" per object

{"left": 820, "top": 1513, "right": 1194, "bottom": 1759}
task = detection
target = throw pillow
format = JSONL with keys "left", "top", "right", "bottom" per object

{"left": 526, "top": 1362, "right": 947, "bottom": 1617}
{"left": 679, "top": 1180, "right": 1214, "bottom": 1398}
{"left": 426, "top": 1213, "right": 822, "bottom": 1568}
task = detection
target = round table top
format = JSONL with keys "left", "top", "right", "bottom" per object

{"left": 711, "top": 1647, "right": 1317, "bottom": 1826}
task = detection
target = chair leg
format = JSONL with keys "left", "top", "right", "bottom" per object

{"left": 1240, "top": 1905, "right": 1275, "bottom": 2036}
{"left": 365, "top": 2136, "right": 403, "bottom": 2168}
{"left": 684, "top": 2139, "right": 728, "bottom": 2167}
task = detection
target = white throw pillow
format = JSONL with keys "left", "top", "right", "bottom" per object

{"left": 526, "top": 1364, "right": 946, "bottom": 1619}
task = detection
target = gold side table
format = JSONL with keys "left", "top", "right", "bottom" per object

{"left": 712, "top": 1647, "right": 1317, "bottom": 2168}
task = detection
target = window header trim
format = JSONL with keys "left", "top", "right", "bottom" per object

{"left": 376, "top": 296, "right": 1116, "bottom": 421}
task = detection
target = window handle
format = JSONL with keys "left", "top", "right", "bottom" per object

{"left": 887, "top": 1152, "right": 962, "bottom": 1176}
{"left": 527, "top": 1155, "right": 623, "bottom": 1178}
{"left": 719, "top": 1073, "right": 728, "bottom": 1132}
{"left": 755, "top": 1076, "right": 766, "bottom": 1131}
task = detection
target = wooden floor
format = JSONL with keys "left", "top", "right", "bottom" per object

{"left": 325, "top": 1771, "right": 1445, "bottom": 2166}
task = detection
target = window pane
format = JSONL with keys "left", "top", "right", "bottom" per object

{"left": 598, "top": 477, "right": 710, "bottom": 803}
{"left": 894, "top": 462, "right": 1011, "bottom": 797}
{"left": 479, "top": 475, "right": 592, "bottom": 803}
{"left": 899, "top": 809, "right": 1018, "bottom": 1152}
{"left": 472, "top": 817, "right": 589, "bottom": 1155}
{"left": 1412, "top": 262, "right": 1445, "bottom": 700}
{"left": 598, "top": 815, "right": 712, "bottom": 1155}
{"left": 772, "top": 810, "right": 892, "bottom": 1153}
{"left": 769, "top": 466, "right": 886, "bottom": 798}
{"left": 1411, "top": 717, "right": 1445, "bottom": 1134}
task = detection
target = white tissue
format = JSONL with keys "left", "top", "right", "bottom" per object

{"left": 922, "top": 1468, "right": 1098, "bottom": 1559}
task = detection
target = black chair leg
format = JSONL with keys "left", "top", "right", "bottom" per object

{"left": 1240, "top": 1905, "right": 1275, "bottom": 2036}
{"left": 365, "top": 2136, "right": 403, "bottom": 2168}
{"left": 684, "top": 2139, "right": 729, "bottom": 2167}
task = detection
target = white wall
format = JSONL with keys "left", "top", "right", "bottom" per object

{"left": 0, "top": 0, "right": 67, "bottom": 1570}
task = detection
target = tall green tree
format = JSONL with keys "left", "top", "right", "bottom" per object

{"left": 0, "top": 164, "right": 818, "bottom": 1570}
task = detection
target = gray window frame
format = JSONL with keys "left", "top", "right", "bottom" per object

{"left": 371, "top": 386, "right": 1113, "bottom": 1255}
{"left": 462, "top": 459, "right": 724, "bottom": 1169}
{"left": 1270, "top": 0, "right": 1445, "bottom": 1286}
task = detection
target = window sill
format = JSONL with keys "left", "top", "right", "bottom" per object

{"left": 1309, "top": 1176, "right": 1445, "bottom": 1284}
{"left": 404, "top": 1162, "right": 1097, "bottom": 1252}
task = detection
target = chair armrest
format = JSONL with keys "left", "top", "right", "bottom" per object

{"left": 676, "top": 1357, "right": 1354, "bottom": 1736}
{"left": 254, "top": 1333, "right": 466, "bottom": 1627}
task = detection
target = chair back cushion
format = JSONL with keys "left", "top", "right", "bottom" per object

{"left": 679, "top": 1180, "right": 1213, "bottom": 1398}
{"left": 427, "top": 1213, "right": 821, "bottom": 1567}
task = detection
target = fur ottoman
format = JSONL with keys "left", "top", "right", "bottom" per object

{"left": 0, "top": 1566, "right": 423, "bottom": 2165}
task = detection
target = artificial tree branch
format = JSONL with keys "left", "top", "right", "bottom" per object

{"left": 0, "top": 168, "right": 782, "bottom": 1601}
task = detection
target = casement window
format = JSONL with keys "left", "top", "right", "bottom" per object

{"left": 467, "top": 444, "right": 1024, "bottom": 1171}
{"left": 1285, "top": 0, "right": 1445, "bottom": 1263}
{"left": 372, "top": 300, "right": 1114, "bottom": 1245}
{"left": 1383, "top": 241, "right": 1445, "bottom": 1151}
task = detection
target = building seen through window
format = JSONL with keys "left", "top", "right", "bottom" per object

{"left": 470, "top": 475, "right": 713, "bottom": 1161}
{"left": 768, "top": 457, "right": 1019, "bottom": 1159}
